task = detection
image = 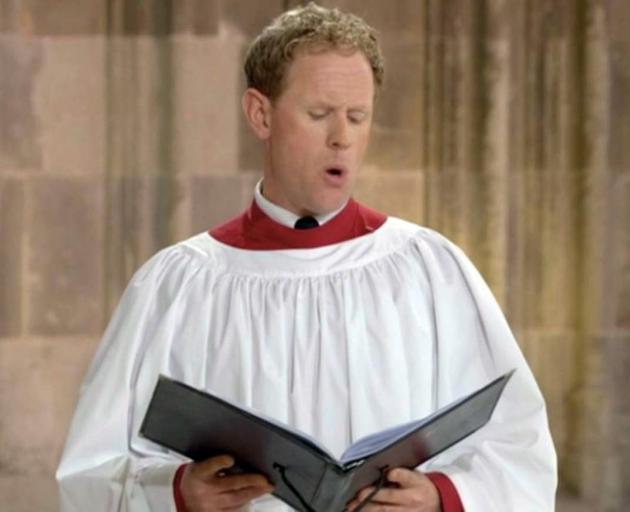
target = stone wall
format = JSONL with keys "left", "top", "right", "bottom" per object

{"left": 0, "top": 1, "right": 628, "bottom": 510}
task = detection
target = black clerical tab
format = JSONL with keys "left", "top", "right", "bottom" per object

{"left": 294, "top": 216, "right": 319, "bottom": 230}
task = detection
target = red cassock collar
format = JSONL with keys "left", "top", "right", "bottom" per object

{"left": 209, "top": 198, "right": 387, "bottom": 250}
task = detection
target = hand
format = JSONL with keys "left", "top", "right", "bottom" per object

{"left": 180, "top": 455, "right": 274, "bottom": 511}
{"left": 346, "top": 468, "right": 440, "bottom": 512}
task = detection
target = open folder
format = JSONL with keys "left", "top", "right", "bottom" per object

{"left": 140, "top": 369, "right": 515, "bottom": 512}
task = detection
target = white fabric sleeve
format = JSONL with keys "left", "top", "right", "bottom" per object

{"left": 56, "top": 247, "right": 199, "bottom": 512}
{"left": 416, "top": 232, "right": 558, "bottom": 511}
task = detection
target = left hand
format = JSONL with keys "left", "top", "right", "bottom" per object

{"left": 346, "top": 468, "right": 440, "bottom": 512}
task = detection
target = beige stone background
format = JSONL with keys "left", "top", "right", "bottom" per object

{"left": 0, "top": 0, "right": 628, "bottom": 510}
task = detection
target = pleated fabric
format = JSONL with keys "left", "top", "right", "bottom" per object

{"left": 57, "top": 218, "right": 557, "bottom": 511}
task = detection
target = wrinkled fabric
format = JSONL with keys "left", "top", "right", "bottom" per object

{"left": 57, "top": 218, "right": 557, "bottom": 511}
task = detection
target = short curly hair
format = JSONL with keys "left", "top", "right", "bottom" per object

{"left": 244, "top": 2, "right": 385, "bottom": 100}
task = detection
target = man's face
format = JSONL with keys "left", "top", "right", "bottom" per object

{"left": 261, "top": 49, "right": 374, "bottom": 216}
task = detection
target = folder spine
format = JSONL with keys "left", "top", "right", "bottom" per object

{"left": 311, "top": 463, "right": 353, "bottom": 511}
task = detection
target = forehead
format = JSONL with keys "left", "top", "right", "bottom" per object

{"left": 279, "top": 49, "right": 375, "bottom": 105}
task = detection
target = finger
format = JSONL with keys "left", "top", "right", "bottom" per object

{"left": 355, "top": 486, "right": 376, "bottom": 503}
{"left": 218, "top": 484, "right": 275, "bottom": 508}
{"left": 348, "top": 489, "right": 396, "bottom": 511}
{"left": 191, "top": 455, "right": 235, "bottom": 479}
{"left": 356, "top": 486, "right": 405, "bottom": 505}
{"left": 346, "top": 495, "right": 366, "bottom": 511}
{"left": 347, "top": 505, "right": 398, "bottom": 512}
{"left": 347, "top": 485, "right": 385, "bottom": 510}
{"left": 358, "top": 485, "right": 375, "bottom": 494}
{"left": 386, "top": 467, "right": 426, "bottom": 488}
{"left": 215, "top": 473, "right": 273, "bottom": 492}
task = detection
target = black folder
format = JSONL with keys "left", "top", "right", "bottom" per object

{"left": 140, "top": 370, "right": 515, "bottom": 511}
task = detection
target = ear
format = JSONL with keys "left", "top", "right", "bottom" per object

{"left": 241, "top": 88, "right": 272, "bottom": 141}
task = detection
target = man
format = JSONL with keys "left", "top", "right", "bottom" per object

{"left": 57, "top": 3, "right": 557, "bottom": 511}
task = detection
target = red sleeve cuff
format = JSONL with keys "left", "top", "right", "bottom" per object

{"left": 173, "top": 463, "right": 190, "bottom": 512}
{"left": 427, "top": 472, "right": 464, "bottom": 512}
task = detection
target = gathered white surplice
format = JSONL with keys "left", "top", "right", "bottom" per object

{"left": 56, "top": 217, "right": 557, "bottom": 511}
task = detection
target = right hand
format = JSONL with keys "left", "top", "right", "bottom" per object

{"left": 179, "top": 454, "right": 274, "bottom": 511}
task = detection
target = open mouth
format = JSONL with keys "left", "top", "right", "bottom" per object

{"left": 326, "top": 168, "right": 344, "bottom": 177}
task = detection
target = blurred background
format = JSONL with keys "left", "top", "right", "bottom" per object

{"left": 0, "top": 0, "right": 628, "bottom": 510}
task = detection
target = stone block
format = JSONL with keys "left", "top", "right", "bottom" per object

{"left": 556, "top": 492, "right": 593, "bottom": 512}
{"left": 174, "top": 0, "right": 220, "bottom": 35}
{"left": 108, "top": 1, "right": 219, "bottom": 36}
{"left": 423, "top": 170, "right": 508, "bottom": 299}
{"left": 107, "top": 2, "right": 150, "bottom": 35}
{"left": 27, "top": 177, "right": 103, "bottom": 336}
{"left": 34, "top": 37, "right": 105, "bottom": 175}
{"left": 507, "top": 0, "right": 572, "bottom": 41}
{"left": 0, "top": 475, "right": 58, "bottom": 512}
{"left": 0, "top": 179, "right": 23, "bottom": 337}
{"left": 422, "top": 170, "right": 467, "bottom": 245}
{"left": 318, "top": 0, "right": 423, "bottom": 39}
{"left": 520, "top": 331, "right": 578, "bottom": 462}
{"left": 104, "top": 174, "right": 183, "bottom": 259}
{"left": 602, "top": 334, "right": 630, "bottom": 506}
{"left": 0, "top": 337, "right": 98, "bottom": 476}
{"left": 503, "top": 171, "right": 580, "bottom": 331}
{"left": 0, "top": 35, "right": 43, "bottom": 171}
{"left": 219, "top": 0, "right": 284, "bottom": 37}
{"left": 577, "top": 334, "right": 630, "bottom": 507}
{"left": 105, "top": 37, "right": 174, "bottom": 178}
{"left": 315, "top": 0, "right": 525, "bottom": 43}
{"left": 420, "top": 0, "right": 545, "bottom": 43}
{"left": 190, "top": 174, "right": 251, "bottom": 234}
{"left": 0, "top": 2, "right": 18, "bottom": 32}
{"left": 552, "top": 334, "right": 601, "bottom": 494}
{"left": 353, "top": 171, "right": 423, "bottom": 224}
{"left": 102, "top": 174, "right": 188, "bottom": 317}
{"left": 365, "top": 39, "right": 423, "bottom": 172}
{"left": 613, "top": 175, "right": 630, "bottom": 328}
{"left": 173, "top": 38, "right": 243, "bottom": 175}
{"left": 609, "top": 42, "right": 630, "bottom": 172}
{"left": 21, "top": 0, "right": 105, "bottom": 35}
{"left": 606, "top": 0, "right": 630, "bottom": 43}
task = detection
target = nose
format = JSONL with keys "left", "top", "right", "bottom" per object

{"left": 327, "top": 116, "right": 351, "bottom": 150}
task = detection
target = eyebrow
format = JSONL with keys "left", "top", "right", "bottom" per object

{"left": 307, "top": 103, "right": 371, "bottom": 112}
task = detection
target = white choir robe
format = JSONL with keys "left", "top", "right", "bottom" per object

{"left": 56, "top": 217, "right": 557, "bottom": 511}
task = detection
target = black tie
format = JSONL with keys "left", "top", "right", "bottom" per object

{"left": 294, "top": 216, "right": 319, "bottom": 230}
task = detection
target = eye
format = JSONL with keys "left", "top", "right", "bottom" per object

{"left": 308, "top": 110, "right": 327, "bottom": 120}
{"left": 348, "top": 111, "right": 368, "bottom": 124}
